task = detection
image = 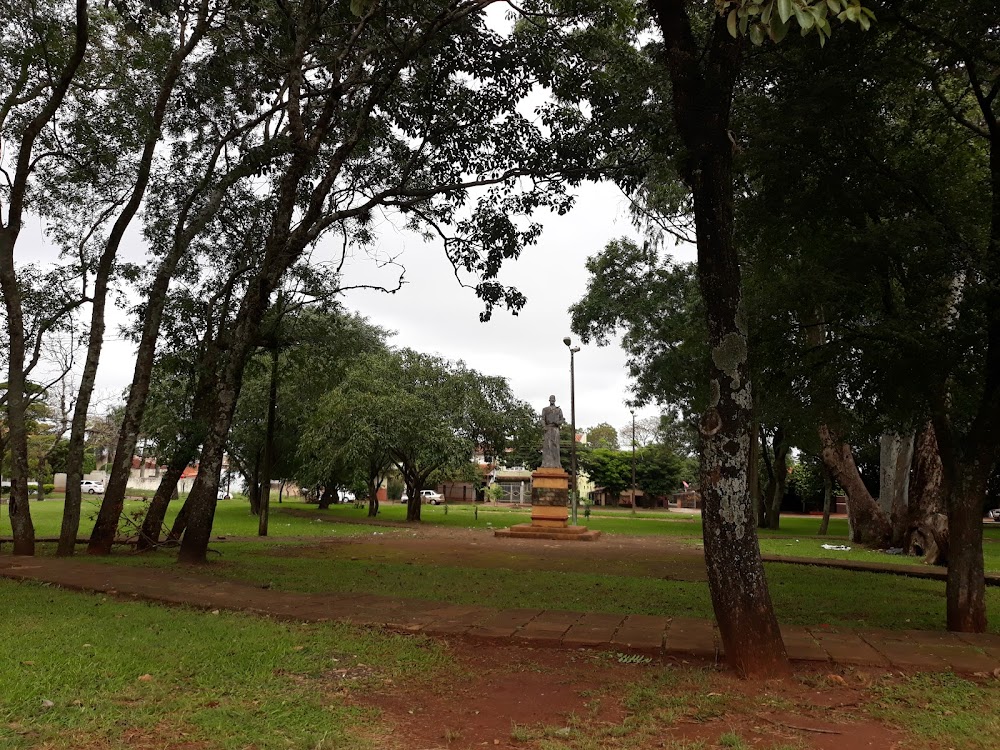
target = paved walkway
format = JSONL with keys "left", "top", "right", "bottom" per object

{"left": 2, "top": 556, "right": 998, "bottom": 674}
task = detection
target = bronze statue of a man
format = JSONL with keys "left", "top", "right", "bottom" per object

{"left": 540, "top": 395, "right": 565, "bottom": 468}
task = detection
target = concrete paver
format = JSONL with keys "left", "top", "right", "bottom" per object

{"left": 811, "top": 632, "right": 890, "bottom": 667}
{"left": 2, "top": 556, "right": 998, "bottom": 673}
{"left": 781, "top": 627, "right": 829, "bottom": 663}
{"left": 610, "top": 614, "right": 669, "bottom": 653}
{"left": 664, "top": 616, "right": 718, "bottom": 658}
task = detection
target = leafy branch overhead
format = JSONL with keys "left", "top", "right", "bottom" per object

{"left": 720, "top": 0, "right": 875, "bottom": 45}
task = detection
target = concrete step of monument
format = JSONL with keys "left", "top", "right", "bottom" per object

{"left": 494, "top": 524, "right": 602, "bottom": 542}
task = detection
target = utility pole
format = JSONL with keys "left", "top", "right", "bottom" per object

{"left": 563, "top": 337, "right": 580, "bottom": 525}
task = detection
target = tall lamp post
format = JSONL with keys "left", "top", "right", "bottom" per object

{"left": 563, "top": 336, "right": 580, "bottom": 526}
{"left": 630, "top": 408, "right": 637, "bottom": 515}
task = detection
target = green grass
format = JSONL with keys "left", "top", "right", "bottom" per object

{"left": 58, "top": 536, "right": 1000, "bottom": 632}
{"left": 9, "top": 498, "right": 1000, "bottom": 633}
{"left": 0, "top": 579, "right": 452, "bottom": 750}
{"left": 2, "top": 497, "right": 390, "bottom": 541}
{"left": 759, "top": 529, "right": 1000, "bottom": 572}
{"left": 868, "top": 672, "right": 1000, "bottom": 749}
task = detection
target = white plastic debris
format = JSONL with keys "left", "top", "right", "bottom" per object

{"left": 821, "top": 544, "right": 852, "bottom": 551}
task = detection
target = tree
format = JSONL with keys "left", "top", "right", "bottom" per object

{"left": 635, "top": 443, "right": 685, "bottom": 499}
{"left": 78, "top": 3, "right": 252, "bottom": 556}
{"left": 885, "top": 0, "right": 1000, "bottom": 633}
{"left": 173, "top": 0, "right": 588, "bottom": 563}
{"left": 734, "top": 2, "right": 998, "bottom": 630}
{"left": 535, "top": 0, "right": 874, "bottom": 676}
{"left": 1, "top": 0, "right": 89, "bottom": 554}
{"left": 586, "top": 422, "right": 619, "bottom": 450}
{"left": 308, "top": 349, "right": 528, "bottom": 523}
{"left": 232, "top": 305, "right": 389, "bottom": 520}
{"left": 578, "top": 448, "right": 632, "bottom": 500}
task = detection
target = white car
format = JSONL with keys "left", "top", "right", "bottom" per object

{"left": 217, "top": 490, "right": 232, "bottom": 500}
{"left": 420, "top": 490, "right": 443, "bottom": 505}
{"left": 81, "top": 480, "right": 105, "bottom": 494}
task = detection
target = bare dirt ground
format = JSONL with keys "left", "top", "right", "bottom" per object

{"left": 273, "top": 512, "right": 710, "bottom": 581}
{"left": 365, "top": 640, "right": 906, "bottom": 750}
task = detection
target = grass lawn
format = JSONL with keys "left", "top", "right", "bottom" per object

{"left": 8, "top": 498, "right": 1000, "bottom": 633}
{"left": 53, "top": 536, "right": 1000, "bottom": 633}
{"left": 0, "top": 579, "right": 451, "bottom": 750}
{"left": 3, "top": 578, "right": 999, "bottom": 750}
{"left": 313, "top": 501, "right": 1000, "bottom": 571}
{"left": 2, "top": 496, "right": 388, "bottom": 541}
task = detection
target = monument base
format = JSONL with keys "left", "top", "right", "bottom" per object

{"left": 494, "top": 523, "right": 602, "bottom": 541}
{"left": 493, "top": 466, "right": 600, "bottom": 542}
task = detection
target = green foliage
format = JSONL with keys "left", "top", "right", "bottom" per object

{"left": 721, "top": 0, "right": 875, "bottom": 47}
{"left": 787, "top": 458, "right": 826, "bottom": 508}
{"left": 571, "top": 239, "right": 707, "bottom": 416}
{"left": 578, "top": 448, "right": 632, "bottom": 498}
{"left": 586, "top": 422, "right": 620, "bottom": 450}
{"left": 229, "top": 306, "right": 389, "bottom": 493}
{"left": 635, "top": 443, "right": 685, "bottom": 497}
{"left": 299, "top": 348, "right": 530, "bottom": 513}
{"left": 386, "top": 476, "right": 404, "bottom": 501}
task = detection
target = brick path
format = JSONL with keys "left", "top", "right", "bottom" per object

{"left": 2, "top": 556, "right": 998, "bottom": 674}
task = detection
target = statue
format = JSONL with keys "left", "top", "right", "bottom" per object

{"left": 540, "top": 395, "right": 565, "bottom": 469}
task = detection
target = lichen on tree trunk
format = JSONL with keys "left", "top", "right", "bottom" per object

{"left": 648, "top": 0, "right": 788, "bottom": 678}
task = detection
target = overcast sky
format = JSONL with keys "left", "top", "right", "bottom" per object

{"left": 21, "top": 177, "right": 696, "bottom": 439}
{"left": 334, "top": 179, "right": 697, "bottom": 434}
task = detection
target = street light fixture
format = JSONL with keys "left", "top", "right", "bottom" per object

{"left": 630, "top": 408, "right": 637, "bottom": 515}
{"left": 563, "top": 336, "right": 580, "bottom": 525}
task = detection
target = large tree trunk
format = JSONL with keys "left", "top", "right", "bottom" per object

{"left": 84, "top": 9, "right": 211, "bottom": 556}
{"left": 650, "top": 1, "right": 788, "bottom": 678}
{"left": 943, "top": 468, "right": 988, "bottom": 631}
{"left": 66, "top": 245, "right": 118, "bottom": 555}
{"left": 167, "top": 492, "right": 190, "bottom": 543}
{"left": 258, "top": 347, "right": 279, "bottom": 537}
{"left": 136, "top": 459, "right": 187, "bottom": 552}
{"left": 879, "top": 431, "right": 915, "bottom": 547}
{"left": 405, "top": 480, "right": 422, "bottom": 522}
{"left": 248, "top": 448, "right": 263, "bottom": 515}
{"left": 400, "top": 470, "right": 425, "bottom": 522}
{"left": 367, "top": 476, "right": 380, "bottom": 518}
{"left": 818, "top": 462, "right": 833, "bottom": 536}
{"left": 906, "top": 422, "right": 949, "bottom": 563}
{"left": 100, "top": 178, "right": 237, "bottom": 550}
{"left": 0, "top": 241, "right": 36, "bottom": 556}
{"left": 765, "top": 426, "right": 789, "bottom": 530}
{"left": 934, "top": 410, "right": 992, "bottom": 632}
{"left": 317, "top": 484, "right": 335, "bottom": 509}
{"left": 818, "top": 425, "right": 891, "bottom": 545}
{"left": 0, "top": 0, "right": 89, "bottom": 556}
{"left": 177, "top": 419, "right": 231, "bottom": 563}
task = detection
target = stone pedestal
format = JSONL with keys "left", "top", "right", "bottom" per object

{"left": 494, "top": 466, "right": 601, "bottom": 542}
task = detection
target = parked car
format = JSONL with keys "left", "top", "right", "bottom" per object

{"left": 81, "top": 480, "right": 105, "bottom": 494}
{"left": 987, "top": 508, "right": 1000, "bottom": 522}
{"left": 217, "top": 490, "right": 232, "bottom": 500}
{"left": 420, "top": 489, "right": 443, "bottom": 505}
{"left": 400, "top": 492, "right": 408, "bottom": 503}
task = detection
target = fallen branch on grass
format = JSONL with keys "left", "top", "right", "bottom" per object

{"left": 757, "top": 714, "right": 843, "bottom": 735}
